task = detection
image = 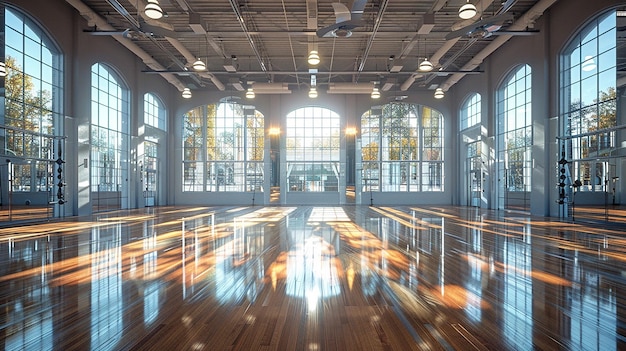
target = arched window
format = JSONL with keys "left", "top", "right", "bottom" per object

{"left": 182, "top": 98, "right": 264, "bottom": 192}
{"left": 460, "top": 93, "right": 484, "bottom": 207}
{"left": 1, "top": 7, "right": 65, "bottom": 345}
{"left": 90, "top": 63, "right": 130, "bottom": 211}
{"left": 496, "top": 64, "right": 532, "bottom": 210}
{"left": 285, "top": 106, "right": 340, "bottom": 192}
{"left": 460, "top": 93, "right": 481, "bottom": 130}
{"left": 144, "top": 93, "right": 166, "bottom": 130}
{"left": 560, "top": 10, "right": 617, "bottom": 193}
{"left": 142, "top": 93, "right": 166, "bottom": 206}
{"left": 559, "top": 11, "right": 621, "bottom": 347}
{"left": 3, "top": 6, "right": 64, "bottom": 198}
{"left": 361, "top": 102, "right": 444, "bottom": 192}
{"left": 4, "top": 7, "right": 62, "bottom": 133}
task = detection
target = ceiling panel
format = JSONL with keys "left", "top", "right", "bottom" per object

{"left": 75, "top": 0, "right": 548, "bottom": 94}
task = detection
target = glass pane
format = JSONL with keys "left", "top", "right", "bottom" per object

{"left": 362, "top": 103, "right": 443, "bottom": 193}
{"left": 580, "top": 76, "right": 598, "bottom": 107}
{"left": 182, "top": 102, "right": 264, "bottom": 192}
{"left": 6, "top": 27, "right": 23, "bottom": 52}
{"left": 286, "top": 107, "right": 340, "bottom": 168}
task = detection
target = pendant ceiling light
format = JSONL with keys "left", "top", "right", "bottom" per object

{"left": 246, "top": 87, "right": 255, "bottom": 99}
{"left": 309, "top": 87, "right": 318, "bottom": 98}
{"left": 192, "top": 58, "right": 206, "bottom": 71}
{"left": 182, "top": 87, "right": 192, "bottom": 99}
{"left": 308, "top": 50, "right": 320, "bottom": 66}
{"left": 144, "top": 0, "right": 164, "bottom": 20}
{"left": 371, "top": 87, "right": 381, "bottom": 99}
{"left": 434, "top": 87, "right": 444, "bottom": 99}
{"left": 419, "top": 58, "right": 434, "bottom": 72}
{"left": 459, "top": 1, "right": 477, "bottom": 20}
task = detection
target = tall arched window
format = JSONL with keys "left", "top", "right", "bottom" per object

{"left": 460, "top": 93, "right": 481, "bottom": 131}
{"left": 460, "top": 93, "right": 485, "bottom": 207}
{"left": 496, "top": 64, "right": 532, "bottom": 211}
{"left": 285, "top": 106, "right": 340, "bottom": 192}
{"left": 361, "top": 102, "right": 444, "bottom": 192}
{"left": 90, "top": 63, "right": 130, "bottom": 211}
{"left": 4, "top": 7, "right": 63, "bottom": 133}
{"left": 560, "top": 10, "right": 617, "bottom": 193}
{"left": 182, "top": 99, "right": 264, "bottom": 192}
{"left": 144, "top": 93, "right": 166, "bottom": 131}
{"left": 559, "top": 11, "right": 620, "bottom": 347}
{"left": 0, "top": 7, "right": 64, "bottom": 347}
{"left": 142, "top": 93, "right": 166, "bottom": 206}
{"left": 2, "top": 6, "right": 64, "bottom": 219}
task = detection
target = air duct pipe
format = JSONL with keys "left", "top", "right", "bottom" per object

{"left": 441, "top": 0, "right": 558, "bottom": 91}
{"left": 65, "top": 0, "right": 187, "bottom": 92}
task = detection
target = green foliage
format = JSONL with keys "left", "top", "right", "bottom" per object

{"left": 3, "top": 56, "right": 54, "bottom": 158}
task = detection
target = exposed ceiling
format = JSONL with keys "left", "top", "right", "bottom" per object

{"left": 71, "top": 0, "right": 551, "bottom": 96}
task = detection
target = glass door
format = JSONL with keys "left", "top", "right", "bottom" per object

{"left": 143, "top": 140, "right": 158, "bottom": 207}
{"left": 284, "top": 107, "right": 342, "bottom": 205}
{"left": 466, "top": 140, "right": 483, "bottom": 207}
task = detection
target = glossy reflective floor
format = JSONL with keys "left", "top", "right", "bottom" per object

{"left": 0, "top": 206, "right": 625, "bottom": 350}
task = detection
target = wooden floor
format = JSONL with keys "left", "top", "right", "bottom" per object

{"left": 0, "top": 205, "right": 625, "bottom": 350}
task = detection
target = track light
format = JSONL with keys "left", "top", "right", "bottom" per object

{"left": 192, "top": 58, "right": 206, "bottom": 71}
{"left": 419, "top": 58, "right": 434, "bottom": 72}
{"left": 144, "top": 0, "right": 163, "bottom": 20}
{"left": 182, "top": 87, "right": 192, "bottom": 99}
{"left": 309, "top": 87, "right": 318, "bottom": 98}
{"left": 0, "top": 62, "right": 6, "bottom": 77}
{"left": 459, "top": 1, "right": 477, "bottom": 20}
{"left": 246, "top": 87, "right": 255, "bottom": 99}
{"left": 434, "top": 87, "right": 444, "bottom": 99}
{"left": 308, "top": 50, "right": 320, "bottom": 65}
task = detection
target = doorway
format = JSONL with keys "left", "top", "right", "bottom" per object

{"left": 466, "top": 139, "right": 485, "bottom": 207}
{"left": 283, "top": 107, "right": 342, "bottom": 205}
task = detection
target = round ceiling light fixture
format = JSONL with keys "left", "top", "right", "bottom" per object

{"left": 434, "top": 87, "right": 445, "bottom": 99}
{"left": 144, "top": 0, "right": 164, "bottom": 20}
{"left": 371, "top": 87, "right": 381, "bottom": 99}
{"left": 459, "top": 1, "right": 477, "bottom": 20}
{"left": 192, "top": 58, "right": 206, "bottom": 71}
{"left": 308, "top": 50, "right": 320, "bottom": 65}
{"left": 419, "top": 58, "right": 434, "bottom": 72}
{"left": 246, "top": 87, "right": 255, "bottom": 99}
{"left": 182, "top": 87, "right": 192, "bottom": 99}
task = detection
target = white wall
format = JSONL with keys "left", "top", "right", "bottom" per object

{"left": 9, "top": 0, "right": 626, "bottom": 213}
{"left": 450, "top": 0, "right": 626, "bottom": 217}
{"left": 8, "top": 0, "right": 175, "bottom": 215}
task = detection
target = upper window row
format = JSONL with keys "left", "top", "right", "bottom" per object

{"left": 4, "top": 7, "right": 166, "bottom": 135}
